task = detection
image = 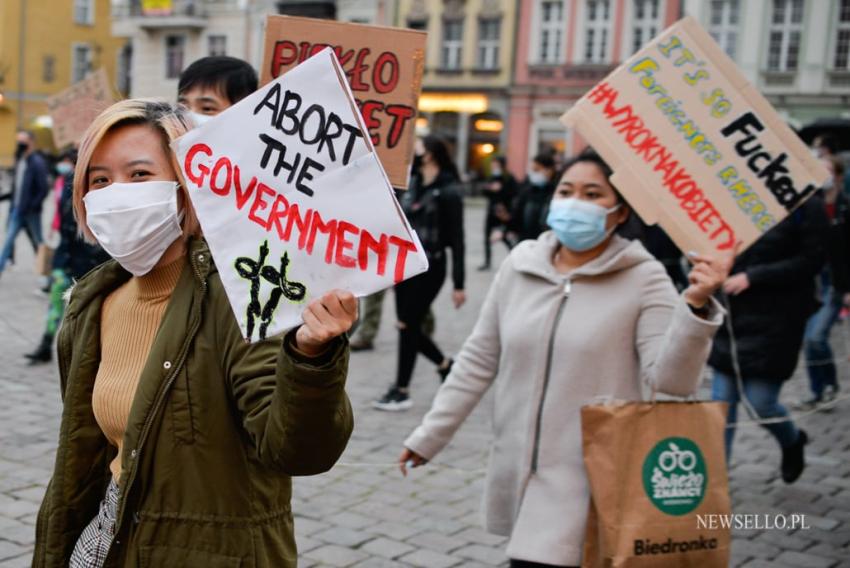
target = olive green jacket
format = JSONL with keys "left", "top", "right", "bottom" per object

{"left": 33, "top": 238, "right": 353, "bottom": 567}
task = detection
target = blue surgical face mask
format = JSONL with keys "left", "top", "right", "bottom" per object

{"left": 546, "top": 198, "right": 621, "bottom": 252}
{"left": 56, "top": 162, "right": 74, "bottom": 176}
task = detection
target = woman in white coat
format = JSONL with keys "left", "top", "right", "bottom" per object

{"left": 398, "top": 151, "right": 734, "bottom": 568}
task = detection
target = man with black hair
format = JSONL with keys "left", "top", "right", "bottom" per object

{"left": 177, "top": 55, "right": 259, "bottom": 124}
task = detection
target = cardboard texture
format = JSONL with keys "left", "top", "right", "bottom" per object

{"left": 46, "top": 69, "right": 115, "bottom": 149}
{"left": 561, "top": 16, "right": 829, "bottom": 255}
{"left": 172, "top": 48, "right": 428, "bottom": 342}
{"left": 581, "top": 401, "right": 732, "bottom": 567}
{"left": 260, "top": 15, "right": 426, "bottom": 190}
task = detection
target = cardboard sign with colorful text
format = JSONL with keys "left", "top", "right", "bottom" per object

{"left": 260, "top": 15, "right": 426, "bottom": 190}
{"left": 561, "top": 16, "right": 829, "bottom": 255}
{"left": 46, "top": 69, "right": 115, "bottom": 149}
{"left": 172, "top": 49, "right": 428, "bottom": 341}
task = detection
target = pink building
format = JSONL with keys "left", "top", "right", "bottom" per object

{"left": 507, "top": 0, "right": 680, "bottom": 178}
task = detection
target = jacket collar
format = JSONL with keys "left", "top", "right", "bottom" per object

{"left": 65, "top": 237, "right": 214, "bottom": 318}
{"left": 511, "top": 231, "right": 657, "bottom": 284}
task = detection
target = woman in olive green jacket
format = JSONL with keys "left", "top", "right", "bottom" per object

{"left": 33, "top": 99, "right": 356, "bottom": 567}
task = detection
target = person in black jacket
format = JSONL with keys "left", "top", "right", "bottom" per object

{"left": 0, "top": 130, "right": 49, "bottom": 276}
{"left": 24, "top": 151, "right": 110, "bottom": 363}
{"left": 373, "top": 136, "right": 466, "bottom": 411}
{"left": 710, "top": 195, "right": 828, "bottom": 484}
{"left": 507, "top": 153, "right": 557, "bottom": 245}
{"left": 797, "top": 156, "right": 850, "bottom": 408}
{"left": 479, "top": 156, "right": 516, "bottom": 270}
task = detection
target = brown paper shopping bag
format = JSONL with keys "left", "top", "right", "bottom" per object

{"left": 581, "top": 401, "right": 731, "bottom": 567}
{"left": 35, "top": 244, "right": 54, "bottom": 277}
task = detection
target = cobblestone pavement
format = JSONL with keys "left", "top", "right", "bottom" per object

{"left": 0, "top": 200, "right": 849, "bottom": 567}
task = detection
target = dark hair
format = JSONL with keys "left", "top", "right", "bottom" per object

{"left": 533, "top": 153, "right": 556, "bottom": 170}
{"left": 178, "top": 56, "right": 258, "bottom": 105}
{"left": 59, "top": 148, "right": 79, "bottom": 164}
{"left": 422, "top": 135, "right": 460, "bottom": 182}
{"left": 559, "top": 148, "right": 625, "bottom": 203}
{"left": 826, "top": 155, "right": 845, "bottom": 178}
{"left": 814, "top": 135, "right": 838, "bottom": 155}
{"left": 491, "top": 155, "right": 507, "bottom": 168}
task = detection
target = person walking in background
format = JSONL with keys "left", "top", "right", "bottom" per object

{"left": 479, "top": 156, "right": 516, "bottom": 270}
{"left": 796, "top": 156, "right": 850, "bottom": 409}
{"left": 710, "top": 194, "right": 828, "bottom": 484}
{"left": 398, "top": 150, "right": 731, "bottom": 567}
{"left": 177, "top": 55, "right": 258, "bottom": 124}
{"left": 508, "top": 153, "right": 557, "bottom": 245}
{"left": 373, "top": 136, "right": 466, "bottom": 411}
{"left": 0, "top": 130, "right": 49, "bottom": 277}
{"left": 25, "top": 149, "right": 111, "bottom": 364}
{"left": 34, "top": 99, "right": 355, "bottom": 567}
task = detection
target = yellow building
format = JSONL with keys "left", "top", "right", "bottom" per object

{"left": 0, "top": 0, "right": 127, "bottom": 167}
{"left": 395, "top": 0, "right": 517, "bottom": 176}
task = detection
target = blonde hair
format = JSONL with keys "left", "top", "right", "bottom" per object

{"left": 73, "top": 98, "right": 201, "bottom": 243}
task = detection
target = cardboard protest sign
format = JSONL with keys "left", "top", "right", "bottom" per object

{"left": 561, "top": 16, "right": 829, "bottom": 255}
{"left": 172, "top": 48, "right": 429, "bottom": 341}
{"left": 46, "top": 69, "right": 115, "bottom": 149}
{"left": 260, "top": 15, "right": 426, "bottom": 190}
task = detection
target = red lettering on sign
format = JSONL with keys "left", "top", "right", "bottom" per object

{"left": 372, "top": 51, "right": 399, "bottom": 94}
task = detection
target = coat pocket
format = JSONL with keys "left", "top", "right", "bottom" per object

{"left": 139, "top": 545, "right": 242, "bottom": 568}
{"left": 170, "top": 364, "right": 196, "bottom": 445}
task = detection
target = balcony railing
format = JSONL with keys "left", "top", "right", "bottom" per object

{"left": 113, "top": 0, "right": 208, "bottom": 27}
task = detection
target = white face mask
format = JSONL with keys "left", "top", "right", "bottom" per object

{"left": 84, "top": 180, "right": 183, "bottom": 276}
{"left": 189, "top": 111, "right": 213, "bottom": 126}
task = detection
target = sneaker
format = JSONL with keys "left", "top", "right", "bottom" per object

{"left": 792, "top": 396, "right": 821, "bottom": 411}
{"left": 349, "top": 338, "right": 374, "bottom": 352}
{"left": 781, "top": 430, "right": 808, "bottom": 484}
{"left": 437, "top": 358, "right": 454, "bottom": 383}
{"left": 822, "top": 384, "right": 839, "bottom": 403}
{"left": 372, "top": 387, "right": 412, "bottom": 411}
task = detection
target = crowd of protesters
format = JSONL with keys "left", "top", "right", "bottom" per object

{"left": 2, "top": 50, "right": 848, "bottom": 567}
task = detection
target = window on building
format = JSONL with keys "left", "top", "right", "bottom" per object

{"left": 538, "top": 0, "right": 564, "bottom": 64}
{"left": 632, "top": 0, "right": 660, "bottom": 54}
{"left": 441, "top": 19, "right": 464, "bottom": 70}
{"left": 71, "top": 44, "right": 93, "bottom": 83}
{"left": 767, "top": 0, "right": 803, "bottom": 71}
{"left": 709, "top": 0, "right": 739, "bottom": 59}
{"left": 835, "top": 0, "right": 850, "bottom": 69}
{"left": 585, "top": 0, "right": 612, "bottom": 63}
{"left": 74, "top": 0, "right": 94, "bottom": 25}
{"left": 408, "top": 19, "right": 427, "bottom": 31}
{"left": 208, "top": 35, "right": 227, "bottom": 57}
{"left": 118, "top": 44, "right": 133, "bottom": 96}
{"left": 43, "top": 55, "right": 56, "bottom": 83}
{"left": 165, "top": 35, "right": 186, "bottom": 79}
{"left": 477, "top": 18, "right": 501, "bottom": 69}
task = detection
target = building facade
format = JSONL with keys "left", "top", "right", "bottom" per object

{"left": 683, "top": 0, "right": 850, "bottom": 127}
{"left": 507, "top": 0, "right": 680, "bottom": 177}
{"left": 395, "top": 0, "right": 518, "bottom": 177}
{"left": 0, "top": 0, "right": 127, "bottom": 165}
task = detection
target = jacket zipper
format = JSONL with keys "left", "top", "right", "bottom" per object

{"left": 110, "top": 262, "right": 207, "bottom": 552}
{"left": 530, "top": 279, "right": 571, "bottom": 474}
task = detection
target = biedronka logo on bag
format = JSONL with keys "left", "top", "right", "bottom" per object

{"left": 642, "top": 437, "right": 707, "bottom": 516}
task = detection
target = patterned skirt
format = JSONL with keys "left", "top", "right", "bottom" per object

{"left": 69, "top": 478, "right": 120, "bottom": 568}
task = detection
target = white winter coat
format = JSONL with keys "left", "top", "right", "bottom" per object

{"left": 404, "top": 232, "right": 723, "bottom": 566}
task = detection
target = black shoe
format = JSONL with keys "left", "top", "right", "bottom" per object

{"left": 437, "top": 358, "right": 454, "bottom": 383}
{"left": 477, "top": 263, "right": 491, "bottom": 271}
{"left": 349, "top": 338, "right": 374, "bottom": 352}
{"left": 781, "top": 430, "right": 808, "bottom": 484}
{"left": 24, "top": 334, "right": 53, "bottom": 364}
{"left": 372, "top": 387, "right": 412, "bottom": 411}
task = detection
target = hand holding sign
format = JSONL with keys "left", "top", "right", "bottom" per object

{"left": 683, "top": 247, "right": 737, "bottom": 308}
{"left": 172, "top": 49, "right": 428, "bottom": 341}
{"left": 295, "top": 289, "right": 358, "bottom": 356}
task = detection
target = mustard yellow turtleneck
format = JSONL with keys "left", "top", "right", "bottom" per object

{"left": 92, "top": 255, "right": 186, "bottom": 481}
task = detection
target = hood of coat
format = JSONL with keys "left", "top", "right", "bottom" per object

{"left": 511, "top": 231, "right": 658, "bottom": 284}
